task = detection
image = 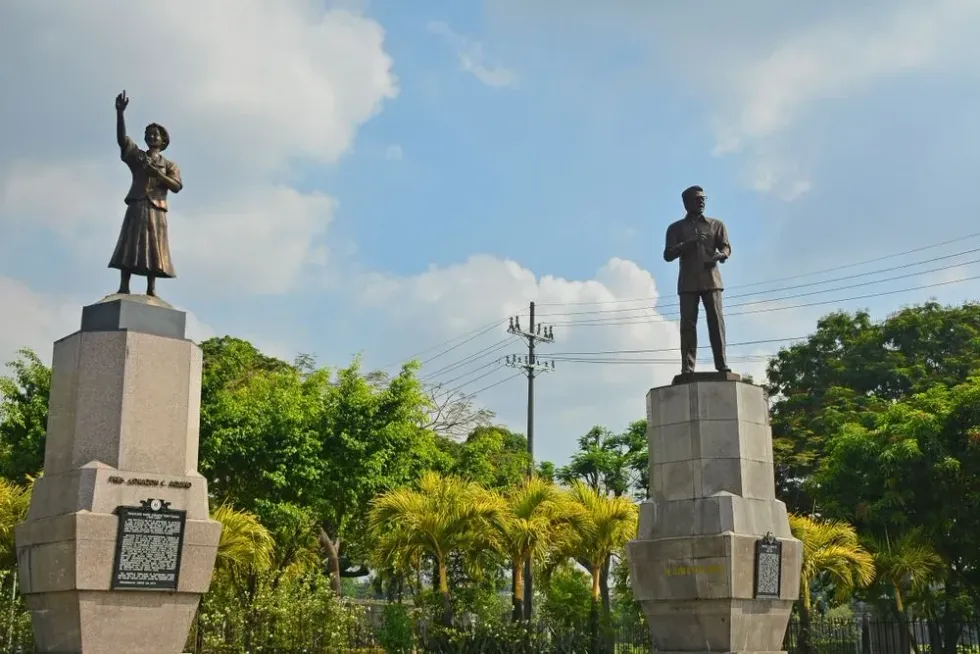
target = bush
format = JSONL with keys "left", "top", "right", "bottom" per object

{"left": 377, "top": 603, "right": 415, "bottom": 654}
{"left": 190, "top": 571, "right": 370, "bottom": 652}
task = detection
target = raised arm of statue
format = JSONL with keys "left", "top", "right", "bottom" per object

{"left": 115, "top": 91, "right": 130, "bottom": 151}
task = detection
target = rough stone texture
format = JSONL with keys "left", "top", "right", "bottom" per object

{"left": 15, "top": 298, "right": 221, "bottom": 653}
{"left": 627, "top": 380, "right": 802, "bottom": 654}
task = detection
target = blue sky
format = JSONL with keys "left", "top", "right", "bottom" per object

{"left": 3, "top": 0, "right": 980, "bottom": 467}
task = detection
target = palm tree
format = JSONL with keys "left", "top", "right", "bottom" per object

{"left": 564, "top": 482, "right": 638, "bottom": 653}
{"left": 211, "top": 503, "right": 275, "bottom": 581}
{"left": 497, "top": 476, "right": 584, "bottom": 621}
{"left": 566, "top": 482, "right": 638, "bottom": 603}
{"left": 368, "top": 471, "right": 503, "bottom": 626}
{"left": 789, "top": 514, "right": 876, "bottom": 654}
{"left": 866, "top": 528, "right": 945, "bottom": 654}
{"left": 0, "top": 478, "right": 31, "bottom": 570}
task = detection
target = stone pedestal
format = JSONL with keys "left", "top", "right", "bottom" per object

{"left": 625, "top": 376, "right": 801, "bottom": 654}
{"left": 14, "top": 295, "right": 222, "bottom": 654}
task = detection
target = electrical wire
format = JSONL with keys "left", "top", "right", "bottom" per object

{"left": 378, "top": 317, "right": 507, "bottom": 370}
{"left": 534, "top": 230, "right": 980, "bottom": 306}
{"left": 460, "top": 371, "right": 524, "bottom": 400}
{"left": 429, "top": 359, "right": 510, "bottom": 396}
{"left": 551, "top": 273, "right": 980, "bottom": 327}
{"left": 542, "top": 336, "right": 805, "bottom": 357}
{"left": 419, "top": 338, "right": 512, "bottom": 381}
{"left": 537, "top": 254, "right": 980, "bottom": 318}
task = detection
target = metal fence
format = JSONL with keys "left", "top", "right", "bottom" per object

{"left": 3, "top": 609, "right": 980, "bottom": 653}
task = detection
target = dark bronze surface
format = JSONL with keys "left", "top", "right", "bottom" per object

{"left": 671, "top": 370, "right": 742, "bottom": 386}
{"left": 663, "top": 186, "right": 731, "bottom": 374}
{"left": 108, "top": 91, "right": 183, "bottom": 297}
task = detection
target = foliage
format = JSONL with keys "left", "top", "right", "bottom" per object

{"left": 812, "top": 379, "right": 980, "bottom": 614}
{"left": 563, "top": 482, "right": 638, "bottom": 602}
{"left": 789, "top": 514, "right": 875, "bottom": 654}
{"left": 369, "top": 471, "right": 503, "bottom": 624}
{"left": 538, "top": 565, "right": 593, "bottom": 634}
{"left": 496, "top": 476, "right": 583, "bottom": 620}
{"left": 376, "top": 602, "right": 415, "bottom": 654}
{"left": 0, "top": 348, "right": 50, "bottom": 483}
{"left": 211, "top": 503, "right": 275, "bottom": 580}
{"left": 790, "top": 514, "right": 875, "bottom": 608}
{"left": 191, "top": 571, "right": 371, "bottom": 653}
{"left": 0, "top": 478, "right": 31, "bottom": 570}
{"left": 450, "top": 426, "right": 531, "bottom": 490}
{"left": 766, "top": 302, "right": 980, "bottom": 513}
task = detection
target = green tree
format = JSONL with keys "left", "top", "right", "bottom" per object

{"left": 317, "top": 358, "right": 450, "bottom": 594}
{"left": 813, "top": 380, "right": 980, "bottom": 633}
{"left": 452, "top": 425, "right": 531, "bottom": 489}
{"left": 0, "top": 349, "right": 51, "bottom": 483}
{"left": 558, "top": 424, "right": 647, "bottom": 616}
{"left": 368, "top": 471, "right": 502, "bottom": 626}
{"left": 767, "top": 302, "right": 980, "bottom": 513}
{"left": 789, "top": 514, "right": 875, "bottom": 654}
{"left": 496, "top": 476, "right": 583, "bottom": 621}
{"left": 0, "top": 478, "right": 31, "bottom": 569}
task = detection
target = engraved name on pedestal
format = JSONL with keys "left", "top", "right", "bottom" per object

{"left": 754, "top": 531, "right": 783, "bottom": 599}
{"left": 111, "top": 498, "right": 187, "bottom": 590}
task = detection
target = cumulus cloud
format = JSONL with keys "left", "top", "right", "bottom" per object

{"left": 356, "top": 254, "right": 781, "bottom": 463}
{"left": 0, "top": 0, "right": 397, "bottom": 294}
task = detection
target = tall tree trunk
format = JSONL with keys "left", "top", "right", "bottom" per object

{"left": 512, "top": 561, "right": 525, "bottom": 622}
{"left": 318, "top": 528, "right": 343, "bottom": 596}
{"left": 438, "top": 558, "right": 452, "bottom": 627}
{"left": 600, "top": 555, "right": 612, "bottom": 615}
{"left": 798, "top": 579, "right": 812, "bottom": 654}
{"left": 893, "top": 585, "right": 920, "bottom": 654}
{"left": 590, "top": 564, "right": 603, "bottom": 654}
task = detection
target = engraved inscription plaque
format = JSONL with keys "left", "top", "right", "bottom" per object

{"left": 111, "top": 499, "right": 186, "bottom": 590}
{"left": 754, "top": 531, "right": 782, "bottom": 599}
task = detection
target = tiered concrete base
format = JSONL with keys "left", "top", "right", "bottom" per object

{"left": 15, "top": 295, "right": 221, "bottom": 653}
{"left": 626, "top": 377, "right": 801, "bottom": 654}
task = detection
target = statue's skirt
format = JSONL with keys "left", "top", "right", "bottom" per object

{"left": 108, "top": 200, "right": 176, "bottom": 278}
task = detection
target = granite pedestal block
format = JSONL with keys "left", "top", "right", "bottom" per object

{"left": 15, "top": 294, "right": 221, "bottom": 654}
{"left": 625, "top": 379, "right": 801, "bottom": 654}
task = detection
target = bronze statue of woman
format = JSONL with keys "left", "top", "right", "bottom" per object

{"left": 109, "top": 90, "right": 183, "bottom": 297}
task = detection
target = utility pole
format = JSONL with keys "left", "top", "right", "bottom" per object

{"left": 505, "top": 301, "right": 555, "bottom": 621}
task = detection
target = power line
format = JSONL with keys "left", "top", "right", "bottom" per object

{"left": 430, "top": 359, "right": 512, "bottom": 397}
{"left": 434, "top": 365, "right": 509, "bottom": 399}
{"left": 460, "top": 371, "right": 524, "bottom": 400}
{"left": 378, "top": 317, "right": 506, "bottom": 370}
{"left": 419, "top": 338, "right": 512, "bottom": 382}
{"left": 543, "top": 336, "right": 806, "bottom": 357}
{"left": 545, "top": 354, "right": 774, "bottom": 364}
{"left": 538, "top": 255, "right": 980, "bottom": 318}
{"left": 534, "top": 230, "right": 980, "bottom": 307}
{"left": 551, "top": 273, "right": 980, "bottom": 327}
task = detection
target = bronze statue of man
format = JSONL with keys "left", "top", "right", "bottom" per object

{"left": 663, "top": 185, "right": 731, "bottom": 375}
{"left": 109, "top": 91, "right": 183, "bottom": 297}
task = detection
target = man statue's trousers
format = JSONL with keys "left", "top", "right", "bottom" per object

{"left": 678, "top": 290, "right": 727, "bottom": 373}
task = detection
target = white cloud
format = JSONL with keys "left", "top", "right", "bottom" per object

{"left": 384, "top": 144, "right": 404, "bottom": 161}
{"left": 486, "top": 0, "right": 980, "bottom": 199}
{"left": 427, "top": 21, "right": 518, "bottom": 89}
{"left": 359, "top": 255, "right": 684, "bottom": 463}
{"left": 176, "top": 187, "right": 336, "bottom": 294}
{"left": 0, "top": 277, "right": 215, "bottom": 368}
{"left": 710, "top": 0, "right": 980, "bottom": 156}
{"left": 0, "top": 0, "right": 397, "bottom": 294}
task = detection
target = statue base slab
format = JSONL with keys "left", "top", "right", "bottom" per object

{"left": 627, "top": 379, "right": 801, "bottom": 654}
{"left": 15, "top": 298, "right": 220, "bottom": 653}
